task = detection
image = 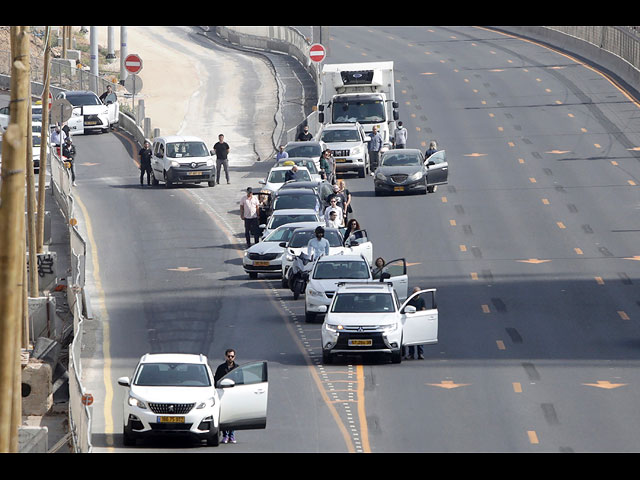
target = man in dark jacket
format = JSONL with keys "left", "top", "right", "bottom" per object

{"left": 214, "top": 349, "right": 239, "bottom": 443}
{"left": 138, "top": 140, "right": 153, "bottom": 186}
{"left": 62, "top": 137, "right": 77, "bottom": 186}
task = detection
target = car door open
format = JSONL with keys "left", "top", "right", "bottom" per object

{"left": 345, "top": 229, "right": 373, "bottom": 264}
{"left": 376, "top": 258, "right": 409, "bottom": 301}
{"left": 426, "top": 150, "right": 448, "bottom": 187}
{"left": 401, "top": 289, "right": 438, "bottom": 346}
{"left": 217, "top": 361, "right": 269, "bottom": 431}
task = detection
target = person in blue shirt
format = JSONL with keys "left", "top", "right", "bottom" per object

{"left": 276, "top": 145, "right": 289, "bottom": 162}
{"left": 307, "top": 226, "right": 330, "bottom": 259}
{"left": 368, "top": 125, "right": 383, "bottom": 172}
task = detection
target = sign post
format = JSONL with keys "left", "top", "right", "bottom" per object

{"left": 309, "top": 43, "right": 326, "bottom": 63}
{"left": 124, "top": 54, "right": 143, "bottom": 118}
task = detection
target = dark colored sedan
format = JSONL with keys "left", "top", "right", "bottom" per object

{"left": 374, "top": 149, "right": 428, "bottom": 195}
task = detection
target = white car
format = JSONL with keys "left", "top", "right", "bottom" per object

{"left": 117, "top": 353, "right": 268, "bottom": 447}
{"left": 304, "top": 254, "right": 408, "bottom": 323}
{"left": 150, "top": 135, "right": 216, "bottom": 187}
{"left": 321, "top": 282, "right": 438, "bottom": 364}
{"left": 243, "top": 221, "right": 322, "bottom": 279}
{"left": 276, "top": 157, "right": 322, "bottom": 184}
{"left": 55, "top": 90, "right": 119, "bottom": 134}
{"left": 259, "top": 165, "right": 312, "bottom": 192}
{"left": 281, "top": 227, "right": 373, "bottom": 288}
{"left": 317, "top": 122, "right": 371, "bottom": 178}
{"left": 259, "top": 208, "right": 322, "bottom": 239}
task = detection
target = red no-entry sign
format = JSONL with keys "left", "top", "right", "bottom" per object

{"left": 124, "top": 54, "right": 143, "bottom": 74}
{"left": 309, "top": 44, "right": 326, "bottom": 63}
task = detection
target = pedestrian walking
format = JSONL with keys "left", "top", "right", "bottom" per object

{"left": 240, "top": 187, "right": 261, "bottom": 247}
{"left": 139, "top": 140, "right": 153, "bottom": 186}
{"left": 213, "top": 134, "right": 230, "bottom": 184}
{"left": 404, "top": 287, "right": 426, "bottom": 360}
{"left": 62, "top": 137, "right": 77, "bottom": 186}
{"left": 368, "top": 125, "right": 383, "bottom": 173}
{"left": 214, "top": 349, "right": 239, "bottom": 444}
{"left": 393, "top": 121, "right": 407, "bottom": 149}
{"left": 297, "top": 125, "right": 313, "bottom": 141}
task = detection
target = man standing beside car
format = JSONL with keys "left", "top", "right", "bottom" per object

{"left": 214, "top": 349, "right": 239, "bottom": 444}
{"left": 138, "top": 140, "right": 153, "bottom": 186}
{"left": 368, "top": 125, "right": 383, "bottom": 173}
{"left": 213, "top": 134, "right": 230, "bottom": 184}
{"left": 240, "top": 187, "right": 261, "bottom": 248}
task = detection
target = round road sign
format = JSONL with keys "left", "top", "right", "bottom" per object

{"left": 124, "top": 54, "right": 143, "bottom": 74}
{"left": 309, "top": 43, "right": 326, "bottom": 63}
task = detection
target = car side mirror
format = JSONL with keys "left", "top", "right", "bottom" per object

{"left": 428, "top": 160, "right": 435, "bottom": 166}
{"left": 379, "top": 272, "right": 391, "bottom": 282}
{"left": 259, "top": 224, "right": 266, "bottom": 229}
{"left": 349, "top": 240, "right": 360, "bottom": 246}
{"left": 117, "top": 377, "right": 130, "bottom": 387}
{"left": 403, "top": 305, "right": 417, "bottom": 314}
{"left": 279, "top": 242, "right": 287, "bottom": 248}
{"left": 364, "top": 135, "right": 371, "bottom": 142}
{"left": 217, "top": 378, "right": 235, "bottom": 388}
{"left": 259, "top": 179, "right": 266, "bottom": 185}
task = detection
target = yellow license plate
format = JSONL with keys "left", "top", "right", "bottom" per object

{"left": 393, "top": 186, "right": 405, "bottom": 191}
{"left": 254, "top": 261, "right": 270, "bottom": 266}
{"left": 187, "top": 171, "right": 201, "bottom": 176}
{"left": 335, "top": 158, "right": 346, "bottom": 163}
{"left": 349, "top": 339, "right": 372, "bottom": 346}
{"left": 157, "top": 416, "right": 185, "bottom": 423}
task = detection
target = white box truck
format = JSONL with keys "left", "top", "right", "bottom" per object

{"left": 317, "top": 61, "right": 399, "bottom": 151}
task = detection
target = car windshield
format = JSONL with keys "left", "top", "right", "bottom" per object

{"left": 271, "top": 214, "right": 318, "bottom": 229}
{"left": 268, "top": 169, "right": 311, "bottom": 183}
{"left": 381, "top": 152, "right": 422, "bottom": 166}
{"left": 320, "top": 129, "right": 360, "bottom": 143}
{"left": 332, "top": 99, "right": 385, "bottom": 123}
{"left": 290, "top": 229, "right": 343, "bottom": 248}
{"left": 278, "top": 159, "right": 318, "bottom": 174}
{"left": 166, "top": 142, "right": 209, "bottom": 158}
{"left": 32, "top": 136, "right": 41, "bottom": 146}
{"left": 273, "top": 194, "right": 319, "bottom": 211}
{"left": 284, "top": 144, "right": 322, "bottom": 158}
{"left": 332, "top": 293, "right": 396, "bottom": 313}
{"left": 65, "top": 93, "right": 101, "bottom": 106}
{"left": 313, "top": 260, "right": 370, "bottom": 279}
{"left": 134, "top": 363, "right": 211, "bottom": 387}
{"left": 263, "top": 226, "right": 297, "bottom": 243}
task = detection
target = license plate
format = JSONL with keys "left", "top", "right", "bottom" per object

{"left": 157, "top": 416, "right": 185, "bottom": 423}
{"left": 254, "top": 261, "right": 270, "bottom": 266}
{"left": 335, "top": 158, "right": 346, "bottom": 163}
{"left": 349, "top": 339, "right": 372, "bottom": 346}
{"left": 85, "top": 121, "right": 98, "bottom": 125}
{"left": 187, "top": 171, "right": 202, "bottom": 176}
{"left": 393, "top": 186, "right": 405, "bottom": 191}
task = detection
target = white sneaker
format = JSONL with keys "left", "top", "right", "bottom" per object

{"left": 73, "top": 181, "right": 77, "bottom": 186}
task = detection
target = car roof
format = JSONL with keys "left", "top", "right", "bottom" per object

{"left": 335, "top": 282, "right": 394, "bottom": 293}
{"left": 275, "top": 187, "right": 317, "bottom": 195}
{"left": 278, "top": 221, "right": 324, "bottom": 229}
{"left": 139, "top": 353, "right": 208, "bottom": 364}
{"left": 269, "top": 165, "right": 310, "bottom": 171}
{"left": 317, "top": 253, "right": 367, "bottom": 262}
{"left": 292, "top": 226, "right": 340, "bottom": 233}
{"left": 155, "top": 135, "right": 207, "bottom": 143}
{"left": 321, "top": 123, "right": 360, "bottom": 130}
{"left": 382, "top": 148, "right": 422, "bottom": 155}
{"left": 272, "top": 208, "right": 319, "bottom": 215}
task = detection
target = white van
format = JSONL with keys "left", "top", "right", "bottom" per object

{"left": 150, "top": 135, "right": 216, "bottom": 187}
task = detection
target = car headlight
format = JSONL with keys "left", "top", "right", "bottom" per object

{"left": 206, "top": 158, "right": 214, "bottom": 167}
{"left": 375, "top": 172, "right": 387, "bottom": 181}
{"left": 286, "top": 253, "right": 294, "bottom": 261}
{"left": 381, "top": 322, "right": 399, "bottom": 333}
{"left": 128, "top": 395, "right": 147, "bottom": 409}
{"left": 196, "top": 397, "right": 216, "bottom": 409}
{"left": 307, "top": 288, "right": 323, "bottom": 297}
{"left": 408, "top": 171, "right": 424, "bottom": 181}
{"left": 170, "top": 160, "right": 180, "bottom": 168}
{"left": 351, "top": 145, "right": 363, "bottom": 156}
{"left": 324, "top": 323, "right": 343, "bottom": 333}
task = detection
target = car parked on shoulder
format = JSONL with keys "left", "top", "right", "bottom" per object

{"left": 317, "top": 122, "right": 371, "bottom": 178}
{"left": 150, "top": 135, "right": 216, "bottom": 188}
{"left": 117, "top": 353, "right": 268, "bottom": 447}
{"left": 55, "top": 90, "right": 119, "bottom": 134}
{"left": 321, "top": 282, "right": 438, "bottom": 364}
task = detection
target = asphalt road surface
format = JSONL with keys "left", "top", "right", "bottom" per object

{"left": 79, "top": 26, "right": 640, "bottom": 453}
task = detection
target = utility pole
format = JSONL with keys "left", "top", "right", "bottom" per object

{"left": 37, "top": 27, "right": 52, "bottom": 253}
{"left": 0, "top": 26, "right": 30, "bottom": 454}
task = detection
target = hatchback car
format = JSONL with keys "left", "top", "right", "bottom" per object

{"left": 117, "top": 353, "right": 268, "bottom": 447}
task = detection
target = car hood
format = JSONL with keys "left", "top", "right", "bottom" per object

{"left": 325, "top": 311, "right": 399, "bottom": 326}
{"left": 130, "top": 385, "right": 217, "bottom": 403}
{"left": 72, "top": 104, "right": 108, "bottom": 115}
{"left": 308, "top": 277, "right": 371, "bottom": 291}
{"left": 324, "top": 141, "right": 361, "bottom": 151}
{"left": 377, "top": 165, "right": 424, "bottom": 175}
{"left": 247, "top": 242, "right": 285, "bottom": 255}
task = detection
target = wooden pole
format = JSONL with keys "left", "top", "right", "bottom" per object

{"left": 37, "top": 26, "right": 52, "bottom": 253}
{"left": 0, "top": 26, "right": 29, "bottom": 453}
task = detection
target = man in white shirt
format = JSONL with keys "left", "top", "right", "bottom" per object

{"left": 240, "top": 187, "right": 261, "bottom": 247}
{"left": 325, "top": 210, "right": 341, "bottom": 229}
{"left": 307, "top": 226, "right": 330, "bottom": 259}
{"left": 323, "top": 197, "right": 344, "bottom": 227}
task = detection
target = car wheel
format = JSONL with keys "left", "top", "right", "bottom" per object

{"left": 123, "top": 425, "right": 136, "bottom": 447}
{"left": 248, "top": 272, "right": 258, "bottom": 279}
{"left": 358, "top": 167, "right": 365, "bottom": 178}
{"left": 151, "top": 174, "right": 159, "bottom": 186}
{"left": 164, "top": 171, "right": 172, "bottom": 188}
{"left": 281, "top": 277, "right": 288, "bottom": 288}
{"left": 391, "top": 349, "right": 402, "bottom": 364}
{"left": 322, "top": 350, "right": 333, "bottom": 364}
{"left": 208, "top": 181, "right": 215, "bottom": 187}
{"left": 207, "top": 429, "right": 219, "bottom": 447}
{"left": 305, "top": 310, "right": 316, "bottom": 323}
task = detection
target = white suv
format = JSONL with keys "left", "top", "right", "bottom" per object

{"left": 317, "top": 123, "right": 371, "bottom": 177}
{"left": 117, "top": 353, "right": 268, "bottom": 447}
{"left": 304, "top": 254, "right": 408, "bottom": 323}
{"left": 321, "top": 282, "right": 438, "bottom": 364}
{"left": 150, "top": 136, "right": 216, "bottom": 187}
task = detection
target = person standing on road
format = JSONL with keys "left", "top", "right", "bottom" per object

{"left": 214, "top": 349, "right": 239, "bottom": 444}
{"left": 62, "top": 137, "right": 77, "bottom": 186}
{"left": 368, "top": 125, "right": 383, "bottom": 173}
{"left": 393, "top": 121, "right": 407, "bottom": 149}
{"left": 319, "top": 149, "right": 336, "bottom": 184}
{"left": 404, "top": 287, "right": 426, "bottom": 360}
{"left": 138, "top": 140, "right": 153, "bottom": 186}
{"left": 213, "top": 134, "right": 230, "bottom": 184}
{"left": 325, "top": 210, "right": 341, "bottom": 228}
{"left": 240, "top": 187, "right": 261, "bottom": 248}
{"left": 425, "top": 140, "right": 438, "bottom": 159}
{"left": 323, "top": 197, "right": 344, "bottom": 227}
{"left": 276, "top": 145, "right": 289, "bottom": 162}
{"left": 297, "top": 125, "right": 313, "bottom": 141}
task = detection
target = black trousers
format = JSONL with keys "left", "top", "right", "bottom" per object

{"left": 140, "top": 164, "right": 152, "bottom": 184}
{"left": 244, "top": 218, "right": 260, "bottom": 245}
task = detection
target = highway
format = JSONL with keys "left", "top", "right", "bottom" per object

{"left": 77, "top": 26, "right": 640, "bottom": 452}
